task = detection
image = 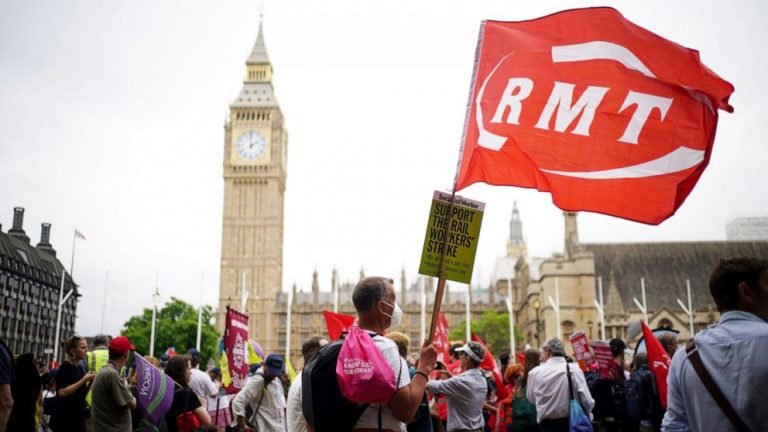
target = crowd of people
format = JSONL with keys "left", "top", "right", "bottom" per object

{"left": 0, "top": 256, "right": 765, "bottom": 432}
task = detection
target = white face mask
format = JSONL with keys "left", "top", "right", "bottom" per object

{"left": 380, "top": 300, "right": 403, "bottom": 329}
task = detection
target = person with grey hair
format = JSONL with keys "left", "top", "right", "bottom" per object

{"left": 526, "top": 338, "right": 593, "bottom": 432}
{"left": 656, "top": 333, "right": 678, "bottom": 358}
{"left": 350, "top": 276, "right": 437, "bottom": 432}
{"left": 426, "top": 341, "right": 487, "bottom": 432}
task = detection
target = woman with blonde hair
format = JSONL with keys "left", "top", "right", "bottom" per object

{"left": 50, "top": 336, "right": 95, "bottom": 432}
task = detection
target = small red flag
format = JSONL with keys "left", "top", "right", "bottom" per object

{"left": 515, "top": 352, "right": 525, "bottom": 365}
{"left": 322, "top": 310, "right": 357, "bottom": 341}
{"left": 641, "top": 320, "right": 672, "bottom": 409}
{"left": 471, "top": 333, "right": 509, "bottom": 400}
{"left": 456, "top": 7, "right": 734, "bottom": 225}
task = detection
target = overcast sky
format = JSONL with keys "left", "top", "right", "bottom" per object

{"left": 1, "top": 0, "right": 766, "bottom": 337}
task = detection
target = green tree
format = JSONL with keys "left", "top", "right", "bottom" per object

{"left": 121, "top": 297, "right": 219, "bottom": 363}
{"left": 448, "top": 309, "right": 523, "bottom": 356}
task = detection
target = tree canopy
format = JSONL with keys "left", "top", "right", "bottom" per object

{"left": 121, "top": 297, "right": 219, "bottom": 363}
{"left": 448, "top": 309, "right": 523, "bottom": 357}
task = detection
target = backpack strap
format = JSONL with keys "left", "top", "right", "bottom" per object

{"left": 685, "top": 340, "right": 751, "bottom": 432}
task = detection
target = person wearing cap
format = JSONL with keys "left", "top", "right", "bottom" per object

{"left": 232, "top": 353, "right": 287, "bottom": 432}
{"left": 90, "top": 336, "right": 137, "bottom": 432}
{"left": 425, "top": 341, "right": 487, "bottom": 432}
{"left": 526, "top": 338, "right": 593, "bottom": 432}
{"left": 186, "top": 348, "right": 218, "bottom": 405}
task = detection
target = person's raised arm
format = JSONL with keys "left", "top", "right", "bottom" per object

{"left": 388, "top": 342, "right": 436, "bottom": 423}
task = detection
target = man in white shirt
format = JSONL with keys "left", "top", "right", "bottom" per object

{"left": 287, "top": 336, "right": 327, "bottom": 432}
{"left": 351, "top": 276, "right": 437, "bottom": 432}
{"left": 233, "top": 354, "right": 287, "bottom": 432}
{"left": 187, "top": 348, "right": 219, "bottom": 407}
{"left": 527, "top": 338, "right": 594, "bottom": 432}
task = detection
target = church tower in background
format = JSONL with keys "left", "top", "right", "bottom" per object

{"left": 218, "top": 22, "right": 287, "bottom": 354}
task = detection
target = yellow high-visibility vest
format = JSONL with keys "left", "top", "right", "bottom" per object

{"left": 85, "top": 348, "right": 109, "bottom": 406}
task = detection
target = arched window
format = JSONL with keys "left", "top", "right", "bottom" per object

{"left": 658, "top": 318, "right": 674, "bottom": 330}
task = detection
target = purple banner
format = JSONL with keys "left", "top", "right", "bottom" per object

{"left": 135, "top": 353, "right": 175, "bottom": 424}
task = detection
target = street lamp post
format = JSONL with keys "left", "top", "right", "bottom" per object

{"left": 149, "top": 286, "right": 160, "bottom": 358}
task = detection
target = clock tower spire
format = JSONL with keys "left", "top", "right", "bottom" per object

{"left": 218, "top": 19, "right": 287, "bottom": 355}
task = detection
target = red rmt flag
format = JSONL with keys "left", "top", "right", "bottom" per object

{"left": 432, "top": 313, "right": 452, "bottom": 363}
{"left": 641, "top": 320, "right": 672, "bottom": 409}
{"left": 456, "top": 7, "right": 734, "bottom": 225}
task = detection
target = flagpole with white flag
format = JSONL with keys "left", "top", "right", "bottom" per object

{"left": 53, "top": 229, "right": 85, "bottom": 362}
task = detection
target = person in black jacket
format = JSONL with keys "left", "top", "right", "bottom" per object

{"left": 6, "top": 353, "right": 41, "bottom": 432}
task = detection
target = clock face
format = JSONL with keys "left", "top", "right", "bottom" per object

{"left": 235, "top": 131, "right": 267, "bottom": 160}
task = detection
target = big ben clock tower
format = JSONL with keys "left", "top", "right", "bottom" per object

{"left": 218, "top": 22, "right": 286, "bottom": 354}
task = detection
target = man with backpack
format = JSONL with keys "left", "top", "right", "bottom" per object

{"left": 302, "top": 276, "right": 436, "bottom": 432}
{"left": 625, "top": 353, "right": 661, "bottom": 432}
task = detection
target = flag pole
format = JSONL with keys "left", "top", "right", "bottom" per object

{"left": 428, "top": 52, "right": 479, "bottom": 342}
{"left": 286, "top": 290, "right": 294, "bottom": 361}
{"left": 100, "top": 271, "right": 109, "bottom": 334}
{"left": 52, "top": 268, "right": 67, "bottom": 363}
{"left": 507, "top": 278, "right": 515, "bottom": 359}
{"left": 196, "top": 273, "right": 204, "bottom": 351}
{"left": 53, "top": 229, "right": 81, "bottom": 363}
{"left": 465, "top": 285, "right": 471, "bottom": 342}
{"left": 598, "top": 276, "right": 606, "bottom": 340}
{"left": 149, "top": 272, "right": 160, "bottom": 358}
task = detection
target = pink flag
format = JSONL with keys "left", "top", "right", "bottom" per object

{"left": 74, "top": 229, "right": 86, "bottom": 240}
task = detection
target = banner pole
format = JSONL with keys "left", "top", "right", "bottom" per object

{"left": 428, "top": 188, "right": 457, "bottom": 342}
{"left": 427, "top": 31, "right": 479, "bottom": 342}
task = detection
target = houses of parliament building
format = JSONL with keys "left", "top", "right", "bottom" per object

{"left": 218, "top": 23, "right": 768, "bottom": 365}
